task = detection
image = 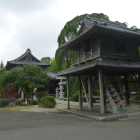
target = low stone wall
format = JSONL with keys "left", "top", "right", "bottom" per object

{"left": 0, "top": 98, "right": 17, "bottom": 107}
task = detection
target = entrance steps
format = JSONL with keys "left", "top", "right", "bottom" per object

{"left": 105, "top": 78, "right": 127, "bottom": 114}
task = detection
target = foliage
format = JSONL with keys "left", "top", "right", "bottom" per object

{"left": 17, "top": 100, "right": 22, "bottom": 105}
{"left": 72, "top": 92, "right": 79, "bottom": 102}
{"left": 0, "top": 68, "right": 6, "bottom": 75}
{"left": 0, "top": 64, "right": 51, "bottom": 102}
{"left": 32, "top": 101, "right": 40, "bottom": 105}
{"left": 0, "top": 70, "right": 19, "bottom": 87}
{"left": 0, "top": 68, "right": 6, "bottom": 90}
{"left": 0, "top": 93, "right": 7, "bottom": 98}
{"left": 46, "top": 58, "right": 59, "bottom": 73}
{"left": 34, "top": 91, "right": 48, "bottom": 101}
{"left": 41, "top": 57, "right": 51, "bottom": 63}
{"left": 130, "top": 95, "right": 140, "bottom": 103}
{"left": 40, "top": 96, "right": 56, "bottom": 108}
{"left": 15, "top": 64, "right": 51, "bottom": 91}
{"left": 1, "top": 87, "right": 20, "bottom": 99}
{"left": 114, "top": 21, "right": 128, "bottom": 27}
{"left": 0, "top": 60, "right": 4, "bottom": 70}
{"left": 57, "top": 13, "right": 109, "bottom": 46}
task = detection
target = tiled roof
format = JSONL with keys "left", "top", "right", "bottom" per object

{"left": 8, "top": 60, "right": 50, "bottom": 66}
{"left": 46, "top": 71, "right": 66, "bottom": 80}
{"left": 60, "top": 16, "right": 140, "bottom": 49}
{"left": 57, "top": 58, "right": 140, "bottom": 76}
{"left": 6, "top": 49, "right": 50, "bottom": 69}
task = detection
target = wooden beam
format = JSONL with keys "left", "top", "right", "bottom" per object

{"left": 98, "top": 68, "right": 105, "bottom": 114}
{"left": 88, "top": 73, "right": 93, "bottom": 110}
{"left": 138, "top": 72, "right": 140, "bottom": 95}
{"left": 80, "top": 74, "right": 89, "bottom": 107}
{"left": 66, "top": 75, "right": 70, "bottom": 109}
{"left": 124, "top": 73, "right": 130, "bottom": 106}
{"left": 78, "top": 74, "right": 83, "bottom": 109}
{"left": 103, "top": 78, "right": 107, "bottom": 112}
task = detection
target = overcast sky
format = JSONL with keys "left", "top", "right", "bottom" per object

{"left": 0, "top": 0, "right": 140, "bottom": 65}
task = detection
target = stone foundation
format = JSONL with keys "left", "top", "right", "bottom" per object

{"left": 0, "top": 98, "right": 17, "bottom": 107}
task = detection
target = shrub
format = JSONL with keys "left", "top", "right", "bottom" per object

{"left": 32, "top": 101, "right": 40, "bottom": 105}
{"left": 72, "top": 92, "right": 79, "bottom": 102}
{"left": 34, "top": 91, "right": 48, "bottom": 101}
{"left": 0, "top": 93, "right": 7, "bottom": 98}
{"left": 41, "top": 96, "right": 56, "bottom": 108}
{"left": 17, "top": 100, "right": 22, "bottom": 105}
{"left": 1, "top": 87, "right": 20, "bottom": 99}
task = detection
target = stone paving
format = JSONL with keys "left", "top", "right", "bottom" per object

{"left": 22, "top": 99, "right": 140, "bottom": 121}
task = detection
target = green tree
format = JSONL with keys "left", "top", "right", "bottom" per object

{"left": 41, "top": 57, "right": 51, "bottom": 63}
{"left": 16, "top": 65, "right": 51, "bottom": 99}
{"left": 0, "top": 64, "right": 51, "bottom": 103}
{"left": 46, "top": 58, "right": 58, "bottom": 73}
{"left": 0, "top": 70, "right": 19, "bottom": 88}
{"left": 0, "top": 60, "right": 4, "bottom": 70}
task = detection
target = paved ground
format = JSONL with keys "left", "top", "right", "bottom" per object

{"left": 0, "top": 109, "right": 140, "bottom": 140}
{"left": 22, "top": 99, "right": 140, "bottom": 117}
{"left": 0, "top": 100, "right": 140, "bottom": 140}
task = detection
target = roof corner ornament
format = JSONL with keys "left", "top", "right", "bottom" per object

{"left": 131, "top": 26, "right": 137, "bottom": 32}
{"left": 26, "top": 48, "right": 31, "bottom": 53}
{"left": 84, "top": 15, "right": 90, "bottom": 19}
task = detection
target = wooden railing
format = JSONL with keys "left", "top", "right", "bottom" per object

{"left": 71, "top": 51, "right": 99, "bottom": 66}
{"left": 101, "top": 52, "right": 140, "bottom": 59}
{"left": 71, "top": 51, "right": 140, "bottom": 66}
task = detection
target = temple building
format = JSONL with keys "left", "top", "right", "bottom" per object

{"left": 6, "top": 49, "right": 65, "bottom": 96}
{"left": 57, "top": 16, "right": 140, "bottom": 114}
{"left": 6, "top": 49, "right": 50, "bottom": 70}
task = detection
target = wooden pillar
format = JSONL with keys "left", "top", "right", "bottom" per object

{"left": 124, "top": 73, "right": 130, "bottom": 106}
{"left": 66, "top": 75, "right": 70, "bottom": 109}
{"left": 103, "top": 81, "right": 107, "bottom": 112}
{"left": 78, "top": 74, "right": 83, "bottom": 109}
{"left": 98, "top": 68, "right": 105, "bottom": 114}
{"left": 138, "top": 72, "right": 140, "bottom": 94}
{"left": 88, "top": 73, "right": 93, "bottom": 110}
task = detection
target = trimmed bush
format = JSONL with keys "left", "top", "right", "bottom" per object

{"left": 72, "top": 92, "right": 79, "bottom": 102}
{"left": 34, "top": 91, "right": 48, "bottom": 101}
{"left": 41, "top": 96, "right": 56, "bottom": 108}
{"left": 32, "top": 101, "right": 40, "bottom": 105}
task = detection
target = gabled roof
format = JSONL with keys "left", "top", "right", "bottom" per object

{"left": 57, "top": 58, "right": 140, "bottom": 76}
{"left": 6, "top": 49, "right": 50, "bottom": 70}
{"left": 60, "top": 16, "right": 140, "bottom": 49}
{"left": 46, "top": 71, "right": 66, "bottom": 80}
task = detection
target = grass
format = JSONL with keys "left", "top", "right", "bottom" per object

{"left": 0, "top": 105, "right": 34, "bottom": 111}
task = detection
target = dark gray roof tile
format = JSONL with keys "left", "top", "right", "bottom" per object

{"left": 60, "top": 16, "right": 140, "bottom": 49}
{"left": 6, "top": 49, "right": 50, "bottom": 69}
{"left": 57, "top": 58, "right": 140, "bottom": 76}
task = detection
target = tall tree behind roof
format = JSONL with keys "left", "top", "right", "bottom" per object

{"left": 57, "top": 13, "right": 109, "bottom": 46}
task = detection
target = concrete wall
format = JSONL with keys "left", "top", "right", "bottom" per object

{"left": 0, "top": 98, "right": 17, "bottom": 107}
